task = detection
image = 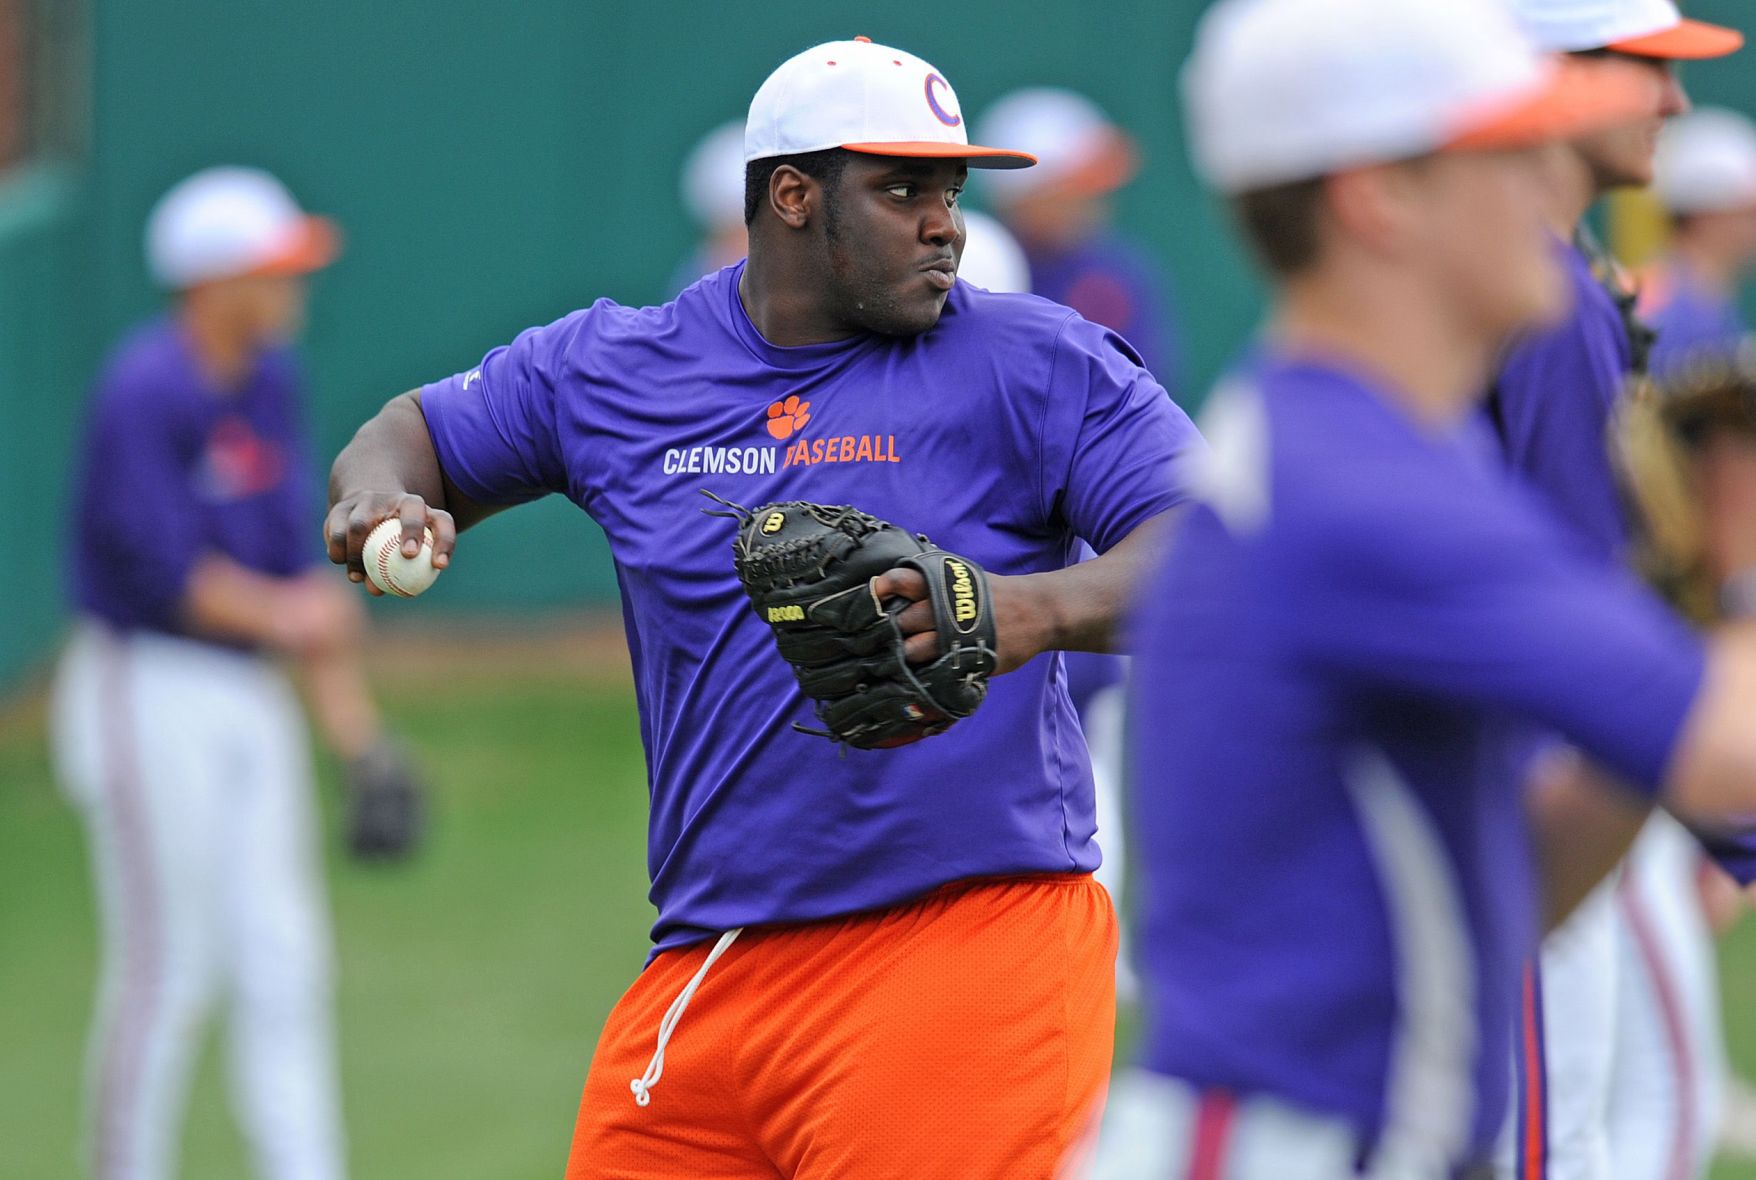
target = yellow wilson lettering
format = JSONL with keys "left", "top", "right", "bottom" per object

{"left": 767, "top": 604, "right": 806, "bottom": 623}
{"left": 947, "top": 560, "right": 978, "bottom": 624}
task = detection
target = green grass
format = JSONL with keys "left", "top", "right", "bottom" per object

{"left": 4, "top": 633, "right": 1756, "bottom": 1178}
{"left": 0, "top": 643, "right": 654, "bottom": 1178}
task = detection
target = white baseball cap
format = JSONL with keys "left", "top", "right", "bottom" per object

{"left": 744, "top": 36, "right": 1035, "bottom": 169}
{"left": 146, "top": 166, "right": 339, "bottom": 290}
{"left": 976, "top": 88, "right": 1139, "bottom": 203}
{"left": 1185, "top": 0, "right": 1664, "bottom": 193}
{"left": 1506, "top": 0, "right": 1741, "bottom": 58}
{"left": 682, "top": 120, "right": 749, "bottom": 230}
{"left": 956, "top": 210, "right": 1032, "bottom": 293}
{"left": 1654, "top": 107, "right": 1756, "bottom": 213}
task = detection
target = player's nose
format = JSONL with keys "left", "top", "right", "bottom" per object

{"left": 1659, "top": 71, "right": 1691, "bottom": 118}
{"left": 920, "top": 205, "right": 957, "bottom": 248}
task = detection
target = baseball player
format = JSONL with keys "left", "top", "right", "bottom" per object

{"left": 49, "top": 168, "right": 423, "bottom": 1180}
{"left": 1613, "top": 103, "right": 1756, "bottom": 1180}
{"left": 325, "top": 36, "right": 1202, "bottom": 1179}
{"left": 976, "top": 88, "right": 1180, "bottom": 382}
{"left": 1480, "top": 4, "right": 1742, "bottom": 1176}
{"left": 1616, "top": 117, "right": 1756, "bottom": 1166}
{"left": 667, "top": 119, "right": 750, "bottom": 297}
{"left": 1615, "top": 363, "right": 1756, "bottom": 1174}
{"left": 1097, "top": 0, "right": 1756, "bottom": 1173}
{"left": 1641, "top": 108, "right": 1756, "bottom": 378}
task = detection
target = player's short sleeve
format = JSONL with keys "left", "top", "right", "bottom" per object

{"left": 1279, "top": 470, "right": 1704, "bottom": 796}
{"left": 418, "top": 310, "right": 587, "bottom": 504}
{"left": 1039, "top": 314, "right": 1203, "bottom": 553}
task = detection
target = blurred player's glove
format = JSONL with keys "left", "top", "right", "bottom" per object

{"left": 1614, "top": 364, "right": 1756, "bottom": 625}
{"left": 344, "top": 738, "right": 427, "bottom": 861}
{"left": 709, "top": 496, "right": 998, "bottom": 749}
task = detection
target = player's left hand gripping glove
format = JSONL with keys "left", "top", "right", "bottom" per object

{"left": 712, "top": 497, "right": 999, "bottom": 749}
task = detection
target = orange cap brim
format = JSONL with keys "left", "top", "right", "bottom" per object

{"left": 247, "top": 215, "right": 342, "bottom": 278}
{"left": 1609, "top": 18, "right": 1744, "bottom": 60}
{"left": 840, "top": 141, "right": 1038, "bottom": 170}
{"left": 1446, "top": 58, "right": 1662, "bottom": 152}
{"left": 1054, "top": 130, "right": 1141, "bottom": 196}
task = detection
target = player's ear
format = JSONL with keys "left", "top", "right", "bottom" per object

{"left": 768, "top": 166, "right": 815, "bottom": 230}
{"left": 1326, "top": 163, "right": 1411, "bottom": 259}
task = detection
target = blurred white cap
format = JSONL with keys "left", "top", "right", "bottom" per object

{"left": 1504, "top": 0, "right": 1741, "bottom": 58}
{"left": 1655, "top": 107, "right": 1756, "bottom": 213}
{"left": 146, "top": 166, "right": 339, "bottom": 290}
{"left": 956, "top": 210, "right": 1031, "bottom": 293}
{"left": 682, "top": 120, "right": 749, "bottom": 230}
{"left": 975, "top": 88, "right": 1138, "bottom": 204}
{"left": 1185, "top": 0, "right": 1664, "bottom": 193}
{"left": 745, "top": 36, "right": 1035, "bottom": 169}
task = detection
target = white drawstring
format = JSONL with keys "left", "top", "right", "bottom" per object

{"left": 629, "top": 927, "right": 743, "bottom": 1107}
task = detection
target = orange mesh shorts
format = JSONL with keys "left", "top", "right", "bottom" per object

{"left": 565, "top": 872, "right": 1117, "bottom": 1179}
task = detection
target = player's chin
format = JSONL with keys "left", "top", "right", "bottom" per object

{"left": 875, "top": 285, "right": 950, "bottom": 337}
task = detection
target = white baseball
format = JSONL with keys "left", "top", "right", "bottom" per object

{"left": 364, "top": 519, "right": 440, "bottom": 598}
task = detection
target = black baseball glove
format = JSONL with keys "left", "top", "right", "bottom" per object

{"left": 708, "top": 495, "right": 999, "bottom": 749}
{"left": 344, "top": 738, "right": 426, "bottom": 861}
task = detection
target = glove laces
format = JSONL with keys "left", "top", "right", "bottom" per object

{"left": 629, "top": 927, "right": 743, "bottom": 1107}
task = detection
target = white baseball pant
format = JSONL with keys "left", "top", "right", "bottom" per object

{"left": 50, "top": 623, "right": 345, "bottom": 1180}
{"left": 1488, "top": 874, "right": 1620, "bottom": 1180}
{"left": 1607, "top": 814, "right": 1724, "bottom": 1180}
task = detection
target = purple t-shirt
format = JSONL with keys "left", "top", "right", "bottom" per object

{"left": 1487, "top": 240, "right": 1632, "bottom": 566}
{"left": 1130, "top": 355, "right": 1703, "bottom": 1164}
{"left": 1026, "top": 233, "right": 1180, "bottom": 391}
{"left": 1643, "top": 258, "right": 1746, "bottom": 380}
{"left": 420, "top": 264, "right": 1199, "bottom": 950}
{"left": 70, "top": 317, "right": 318, "bottom": 637}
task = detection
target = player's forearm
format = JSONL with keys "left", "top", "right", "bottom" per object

{"left": 181, "top": 555, "right": 299, "bottom": 648}
{"left": 1527, "top": 752, "right": 1652, "bottom": 931}
{"left": 1667, "top": 623, "right": 1756, "bottom": 817}
{"left": 1005, "top": 512, "right": 1174, "bottom": 659}
{"left": 327, "top": 390, "right": 448, "bottom": 512}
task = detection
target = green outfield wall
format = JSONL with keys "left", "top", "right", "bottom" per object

{"left": 2, "top": 0, "right": 1752, "bottom": 686}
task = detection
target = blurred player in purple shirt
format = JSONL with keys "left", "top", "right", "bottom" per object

{"left": 977, "top": 87, "right": 1180, "bottom": 394}
{"left": 50, "top": 167, "right": 423, "bottom": 1180}
{"left": 1093, "top": 0, "right": 1756, "bottom": 1174}
{"left": 1642, "top": 108, "right": 1756, "bottom": 379}
{"left": 325, "top": 36, "right": 1202, "bottom": 1179}
{"left": 1484, "top": 4, "right": 1743, "bottom": 1175}
{"left": 666, "top": 119, "right": 749, "bottom": 298}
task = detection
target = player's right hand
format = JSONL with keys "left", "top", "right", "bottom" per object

{"left": 324, "top": 492, "right": 456, "bottom": 597}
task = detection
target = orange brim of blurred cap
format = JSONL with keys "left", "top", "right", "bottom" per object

{"left": 840, "top": 141, "right": 1038, "bottom": 169}
{"left": 1445, "top": 58, "right": 1662, "bottom": 152}
{"left": 1610, "top": 17, "right": 1743, "bottom": 60}
{"left": 1052, "top": 129, "right": 1141, "bottom": 197}
{"left": 247, "top": 215, "right": 342, "bottom": 278}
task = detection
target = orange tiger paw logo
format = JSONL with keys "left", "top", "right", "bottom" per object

{"left": 766, "top": 395, "right": 812, "bottom": 440}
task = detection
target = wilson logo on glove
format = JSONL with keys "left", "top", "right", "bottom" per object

{"left": 702, "top": 491, "right": 999, "bottom": 750}
{"left": 944, "top": 558, "right": 980, "bottom": 633}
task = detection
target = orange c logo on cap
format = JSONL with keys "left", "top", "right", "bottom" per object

{"left": 925, "top": 74, "right": 960, "bottom": 128}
